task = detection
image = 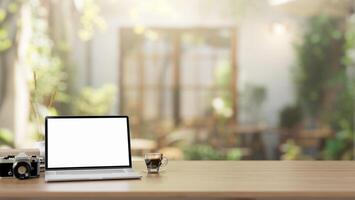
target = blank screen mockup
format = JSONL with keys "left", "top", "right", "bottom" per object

{"left": 47, "top": 117, "right": 130, "bottom": 169}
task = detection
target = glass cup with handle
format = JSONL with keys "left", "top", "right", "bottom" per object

{"left": 144, "top": 153, "right": 168, "bottom": 173}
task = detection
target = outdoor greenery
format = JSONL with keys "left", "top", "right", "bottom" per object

{"left": 184, "top": 145, "right": 242, "bottom": 160}
{"left": 184, "top": 145, "right": 222, "bottom": 160}
{"left": 78, "top": 0, "right": 107, "bottom": 41}
{"left": 0, "top": 1, "right": 353, "bottom": 161}
{"left": 0, "top": 0, "right": 22, "bottom": 52}
{"left": 280, "top": 139, "right": 304, "bottom": 160}
{"left": 0, "top": 0, "right": 23, "bottom": 111}
{"left": 27, "top": 0, "right": 67, "bottom": 140}
{"left": 72, "top": 85, "right": 116, "bottom": 115}
{"left": 0, "top": 0, "right": 115, "bottom": 142}
{"left": 0, "top": 128, "right": 14, "bottom": 147}
{"left": 240, "top": 83, "right": 267, "bottom": 124}
{"left": 294, "top": 15, "right": 346, "bottom": 127}
{"left": 213, "top": 59, "right": 234, "bottom": 119}
{"left": 323, "top": 127, "right": 353, "bottom": 160}
{"left": 281, "top": 14, "right": 354, "bottom": 160}
{"left": 322, "top": 13, "right": 355, "bottom": 160}
{"left": 279, "top": 105, "right": 302, "bottom": 129}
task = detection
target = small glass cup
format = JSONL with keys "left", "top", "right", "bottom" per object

{"left": 144, "top": 153, "right": 168, "bottom": 173}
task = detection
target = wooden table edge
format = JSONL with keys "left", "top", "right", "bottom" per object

{"left": 2, "top": 191, "right": 355, "bottom": 198}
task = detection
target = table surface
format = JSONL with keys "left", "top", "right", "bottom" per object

{"left": 1, "top": 161, "right": 355, "bottom": 198}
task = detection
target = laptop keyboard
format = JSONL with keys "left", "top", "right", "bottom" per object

{"left": 56, "top": 169, "right": 127, "bottom": 175}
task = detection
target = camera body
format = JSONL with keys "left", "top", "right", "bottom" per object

{"left": 0, "top": 153, "right": 40, "bottom": 180}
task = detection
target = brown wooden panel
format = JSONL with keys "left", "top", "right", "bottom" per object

{"left": 1, "top": 161, "right": 355, "bottom": 198}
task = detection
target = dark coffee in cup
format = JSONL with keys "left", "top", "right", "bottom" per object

{"left": 144, "top": 153, "right": 168, "bottom": 173}
{"left": 145, "top": 158, "right": 162, "bottom": 169}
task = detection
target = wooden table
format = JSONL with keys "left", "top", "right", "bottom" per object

{"left": 1, "top": 161, "right": 355, "bottom": 199}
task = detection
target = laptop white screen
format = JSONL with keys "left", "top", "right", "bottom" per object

{"left": 46, "top": 117, "right": 130, "bottom": 169}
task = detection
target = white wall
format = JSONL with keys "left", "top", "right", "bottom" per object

{"left": 238, "top": 2, "right": 297, "bottom": 126}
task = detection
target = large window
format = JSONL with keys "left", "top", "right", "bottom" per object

{"left": 119, "top": 28, "right": 237, "bottom": 138}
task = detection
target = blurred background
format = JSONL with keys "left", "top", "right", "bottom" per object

{"left": 0, "top": 0, "right": 354, "bottom": 160}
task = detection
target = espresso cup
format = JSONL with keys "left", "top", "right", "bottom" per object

{"left": 144, "top": 153, "right": 168, "bottom": 173}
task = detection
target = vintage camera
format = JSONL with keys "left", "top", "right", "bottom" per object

{"left": 0, "top": 153, "right": 40, "bottom": 180}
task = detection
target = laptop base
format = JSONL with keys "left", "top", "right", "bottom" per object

{"left": 45, "top": 168, "right": 141, "bottom": 182}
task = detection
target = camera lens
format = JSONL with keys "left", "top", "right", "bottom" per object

{"left": 18, "top": 166, "right": 27, "bottom": 174}
{"left": 13, "top": 161, "right": 31, "bottom": 180}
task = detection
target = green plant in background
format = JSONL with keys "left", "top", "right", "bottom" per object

{"left": 0, "top": 0, "right": 22, "bottom": 52}
{"left": 226, "top": 148, "right": 243, "bottom": 160}
{"left": 279, "top": 105, "right": 305, "bottom": 160}
{"left": 280, "top": 139, "right": 304, "bottom": 160}
{"left": 26, "top": 0, "right": 109, "bottom": 140}
{"left": 322, "top": 121, "right": 353, "bottom": 160}
{"left": 294, "top": 14, "right": 346, "bottom": 127}
{"left": 183, "top": 145, "right": 242, "bottom": 160}
{"left": 291, "top": 14, "right": 354, "bottom": 160}
{"left": 73, "top": 84, "right": 116, "bottom": 115}
{"left": 78, "top": 0, "right": 107, "bottom": 41}
{"left": 0, "top": 129, "right": 14, "bottom": 148}
{"left": 27, "top": 0, "right": 67, "bottom": 104}
{"left": 279, "top": 104, "right": 303, "bottom": 129}
{"left": 0, "top": 0, "right": 23, "bottom": 112}
{"left": 240, "top": 83, "right": 267, "bottom": 124}
{"left": 0, "top": 0, "right": 111, "bottom": 145}
{"left": 322, "top": 12, "right": 355, "bottom": 160}
{"left": 213, "top": 59, "right": 234, "bottom": 119}
{"left": 27, "top": 0, "right": 67, "bottom": 141}
{"left": 184, "top": 145, "right": 223, "bottom": 160}
{"left": 322, "top": 88, "right": 354, "bottom": 160}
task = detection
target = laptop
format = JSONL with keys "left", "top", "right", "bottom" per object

{"left": 45, "top": 116, "right": 141, "bottom": 182}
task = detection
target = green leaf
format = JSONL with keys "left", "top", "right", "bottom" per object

{"left": 0, "top": 39, "right": 12, "bottom": 51}
{"left": 332, "top": 31, "right": 342, "bottom": 39}
{"left": 0, "top": 29, "right": 8, "bottom": 39}
{"left": 0, "top": 129, "right": 14, "bottom": 146}
{"left": 226, "top": 148, "right": 242, "bottom": 160}
{"left": 0, "top": 9, "right": 7, "bottom": 22}
{"left": 8, "top": 2, "right": 18, "bottom": 13}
